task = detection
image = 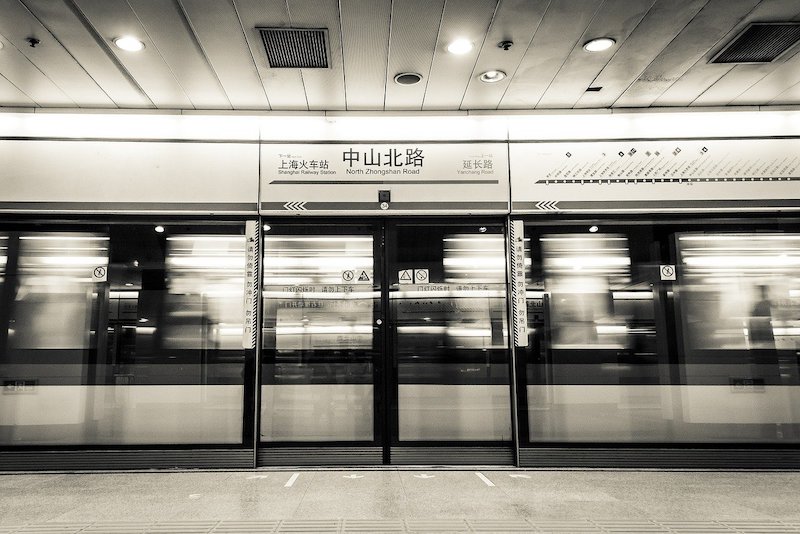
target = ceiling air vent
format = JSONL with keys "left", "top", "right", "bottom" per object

{"left": 711, "top": 22, "right": 800, "bottom": 64}
{"left": 258, "top": 28, "right": 329, "bottom": 68}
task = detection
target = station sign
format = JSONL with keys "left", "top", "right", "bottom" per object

{"left": 260, "top": 143, "right": 509, "bottom": 214}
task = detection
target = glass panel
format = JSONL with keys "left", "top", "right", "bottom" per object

{"left": 0, "top": 225, "right": 247, "bottom": 446}
{"left": 523, "top": 229, "right": 663, "bottom": 443}
{"left": 260, "top": 231, "right": 377, "bottom": 442}
{"left": 674, "top": 232, "right": 800, "bottom": 443}
{"left": 391, "top": 225, "right": 511, "bottom": 442}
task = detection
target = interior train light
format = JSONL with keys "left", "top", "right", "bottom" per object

{"left": 154, "top": 225, "right": 165, "bottom": 233}
{"left": 583, "top": 37, "right": 615, "bottom": 52}
{"left": 114, "top": 36, "right": 145, "bottom": 52}
{"left": 263, "top": 224, "right": 271, "bottom": 232}
{"left": 589, "top": 225, "right": 599, "bottom": 233}
{"left": 447, "top": 38, "right": 473, "bottom": 55}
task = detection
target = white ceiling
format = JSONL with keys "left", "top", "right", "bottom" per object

{"left": 1, "top": 0, "right": 800, "bottom": 112}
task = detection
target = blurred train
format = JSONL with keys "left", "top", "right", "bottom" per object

{"left": 1, "top": 111, "right": 799, "bottom": 469}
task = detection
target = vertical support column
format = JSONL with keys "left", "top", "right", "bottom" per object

{"left": 243, "top": 221, "right": 261, "bottom": 468}
{"left": 507, "top": 219, "right": 528, "bottom": 467}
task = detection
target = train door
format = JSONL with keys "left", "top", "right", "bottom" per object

{"left": 513, "top": 222, "right": 669, "bottom": 465}
{"left": 257, "top": 220, "right": 513, "bottom": 465}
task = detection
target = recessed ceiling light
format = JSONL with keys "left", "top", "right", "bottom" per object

{"left": 263, "top": 224, "right": 271, "bottom": 232}
{"left": 583, "top": 37, "right": 615, "bottom": 52}
{"left": 447, "top": 38, "right": 473, "bottom": 55}
{"left": 589, "top": 225, "right": 599, "bottom": 233}
{"left": 154, "top": 225, "right": 165, "bottom": 233}
{"left": 114, "top": 36, "right": 145, "bottom": 52}
{"left": 394, "top": 72, "right": 423, "bottom": 86}
{"left": 479, "top": 70, "right": 506, "bottom": 83}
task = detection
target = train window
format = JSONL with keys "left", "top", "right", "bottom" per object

{"left": 673, "top": 232, "right": 800, "bottom": 443}
{"left": 0, "top": 224, "right": 247, "bottom": 446}
{"left": 520, "top": 226, "right": 664, "bottom": 444}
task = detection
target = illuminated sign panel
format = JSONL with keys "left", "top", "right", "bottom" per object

{"left": 510, "top": 138, "right": 800, "bottom": 213}
{"left": 260, "top": 143, "right": 509, "bottom": 214}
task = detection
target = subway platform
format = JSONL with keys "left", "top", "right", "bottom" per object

{"left": 1, "top": 469, "right": 799, "bottom": 533}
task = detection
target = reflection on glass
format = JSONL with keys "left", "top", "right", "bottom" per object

{"left": 0, "top": 227, "right": 247, "bottom": 446}
{"left": 678, "top": 233, "right": 800, "bottom": 352}
{"left": 261, "top": 233, "right": 376, "bottom": 442}
{"left": 542, "top": 234, "right": 636, "bottom": 349}
{"left": 526, "top": 231, "right": 660, "bottom": 443}
{"left": 393, "top": 229, "right": 511, "bottom": 442}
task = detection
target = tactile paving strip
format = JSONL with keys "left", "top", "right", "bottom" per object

{"left": 0, "top": 520, "right": 799, "bottom": 533}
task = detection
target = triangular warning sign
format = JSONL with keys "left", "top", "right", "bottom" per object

{"left": 358, "top": 270, "right": 370, "bottom": 282}
{"left": 399, "top": 270, "right": 412, "bottom": 281}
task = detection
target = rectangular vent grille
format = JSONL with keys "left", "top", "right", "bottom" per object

{"left": 712, "top": 22, "right": 800, "bottom": 63}
{"left": 259, "top": 28, "right": 329, "bottom": 68}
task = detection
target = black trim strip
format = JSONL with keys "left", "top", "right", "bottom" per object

{"left": 512, "top": 199, "right": 800, "bottom": 211}
{"left": 391, "top": 446, "right": 514, "bottom": 466}
{"left": 0, "top": 449, "right": 254, "bottom": 471}
{"left": 257, "top": 447, "right": 383, "bottom": 466}
{"left": 0, "top": 201, "right": 258, "bottom": 212}
{"left": 519, "top": 447, "right": 800, "bottom": 469}
{"left": 269, "top": 180, "right": 500, "bottom": 185}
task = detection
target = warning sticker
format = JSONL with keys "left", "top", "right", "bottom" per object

{"left": 413, "top": 269, "right": 429, "bottom": 284}
{"left": 92, "top": 266, "right": 107, "bottom": 282}
{"left": 357, "top": 270, "right": 372, "bottom": 283}
{"left": 660, "top": 264, "right": 676, "bottom": 281}
{"left": 398, "top": 269, "right": 413, "bottom": 284}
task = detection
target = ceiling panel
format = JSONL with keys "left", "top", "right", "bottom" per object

{"left": 459, "top": 0, "right": 548, "bottom": 110}
{"left": 383, "top": 0, "right": 444, "bottom": 110}
{"left": 770, "top": 77, "right": 800, "bottom": 104}
{"left": 0, "top": 46, "right": 36, "bottom": 106}
{"left": 731, "top": 45, "right": 800, "bottom": 104}
{"left": 0, "top": 0, "right": 112, "bottom": 107}
{"left": 0, "top": 31, "right": 74, "bottom": 105}
{"left": 178, "top": 0, "right": 268, "bottom": 110}
{"left": 232, "top": 0, "right": 307, "bottom": 110}
{"left": 2, "top": 0, "right": 800, "bottom": 112}
{"left": 499, "top": 0, "right": 603, "bottom": 109}
{"left": 21, "top": 0, "right": 151, "bottom": 108}
{"left": 287, "top": 0, "right": 346, "bottom": 111}
{"left": 613, "top": 0, "right": 761, "bottom": 108}
{"left": 422, "top": 0, "right": 499, "bottom": 110}
{"left": 126, "top": 0, "right": 231, "bottom": 109}
{"left": 73, "top": 0, "right": 193, "bottom": 108}
{"left": 340, "top": 0, "right": 390, "bottom": 110}
{"left": 574, "top": 0, "right": 709, "bottom": 109}
{"left": 537, "top": 0, "right": 655, "bottom": 109}
{"left": 655, "top": 0, "right": 800, "bottom": 106}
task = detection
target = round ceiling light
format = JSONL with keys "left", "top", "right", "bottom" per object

{"left": 583, "top": 37, "right": 615, "bottom": 52}
{"left": 394, "top": 72, "right": 422, "bottom": 86}
{"left": 479, "top": 70, "right": 506, "bottom": 83}
{"left": 447, "top": 38, "right": 473, "bottom": 55}
{"left": 114, "top": 36, "right": 145, "bottom": 52}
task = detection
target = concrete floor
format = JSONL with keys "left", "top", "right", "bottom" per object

{"left": 1, "top": 469, "right": 799, "bottom": 533}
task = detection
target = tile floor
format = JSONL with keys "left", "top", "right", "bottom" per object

{"left": 1, "top": 470, "right": 799, "bottom": 532}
